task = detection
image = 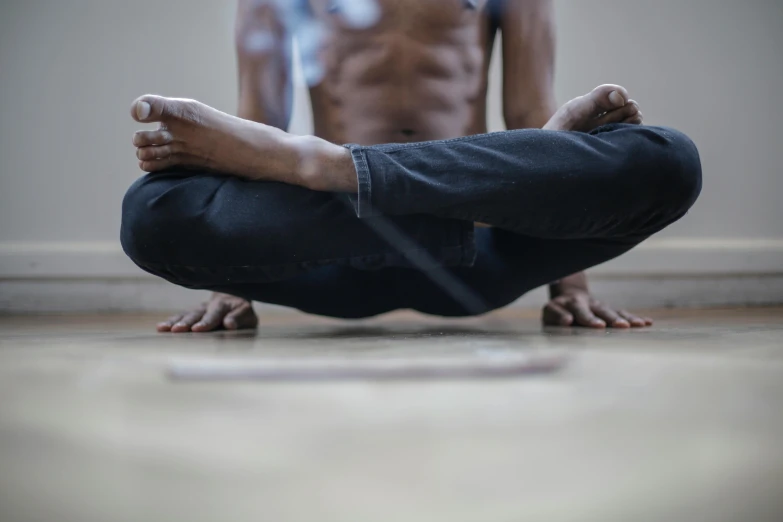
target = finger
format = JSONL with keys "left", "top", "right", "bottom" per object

{"left": 223, "top": 303, "right": 259, "bottom": 330}
{"left": 629, "top": 312, "right": 655, "bottom": 327}
{"left": 565, "top": 299, "right": 606, "bottom": 328}
{"left": 593, "top": 306, "right": 631, "bottom": 328}
{"left": 171, "top": 309, "right": 206, "bottom": 333}
{"left": 133, "top": 129, "right": 173, "bottom": 147}
{"left": 618, "top": 310, "right": 648, "bottom": 328}
{"left": 191, "top": 300, "right": 231, "bottom": 333}
{"left": 157, "top": 313, "right": 184, "bottom": 332}
{"left": 542, "top": 301, "right": 574, "bottom": 326}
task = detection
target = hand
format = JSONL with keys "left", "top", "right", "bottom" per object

{"left": 542, "top": 290, "right": 653, "bottom": 329}
{"left": 157, "top": 293, "right": 259, "bottom": 333}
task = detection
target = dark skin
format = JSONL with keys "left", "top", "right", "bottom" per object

{"left": 143, "top": 0, "right": 653, "bottom": 332}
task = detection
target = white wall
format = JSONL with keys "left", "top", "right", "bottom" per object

{"left": 1, "top": 1, "right": 781, "bottom": 305}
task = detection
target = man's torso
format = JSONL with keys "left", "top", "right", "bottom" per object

{"left": 306, "top": 0, "right": 497, "bottom": 145}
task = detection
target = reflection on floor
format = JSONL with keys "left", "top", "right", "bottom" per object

{"left": 1, "top": 307, "right": 782, "bottom": 522}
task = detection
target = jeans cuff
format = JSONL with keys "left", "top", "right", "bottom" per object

{"left": 343, "top": 144, "right": 377, "bottom": 218}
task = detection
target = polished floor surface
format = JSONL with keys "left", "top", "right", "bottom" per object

{"left": 1, "top": 307, "right": 782, "bottom": 522}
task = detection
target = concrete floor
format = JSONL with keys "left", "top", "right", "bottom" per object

{"left": 0, "top": 308, "right": 782, "bottom": 522}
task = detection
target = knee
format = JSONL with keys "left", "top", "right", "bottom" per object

{"left": 653, "top": 127, "right": 702, "bottom": 212}
{"left": 120, "top": 173, "right": 194, "bottom": 268}
{"left": 639, "top": 127, "right": 703, "bottom": 213}
{"left": 120, "top": 172, "right": 302, "bottom": 288}
{"left": 120, "top": 175, "right": 158, "bottom": 266}
{"left": 121, "top": 173, "right": 219, "bottom": 288}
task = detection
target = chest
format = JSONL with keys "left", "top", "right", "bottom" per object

{"left": 308, "top": 0, "right": 491, "bottom": 32}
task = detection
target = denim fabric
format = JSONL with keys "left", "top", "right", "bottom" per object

{"left": 121, "top": 123, "right": 702, "bottom": 318}
{"left": 346, "top": 124, "right": 701, "bottom": 237}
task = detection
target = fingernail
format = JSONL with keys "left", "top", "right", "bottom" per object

{"left": 592, "top": 319, "right": 607, "bottom": 327}
{"left": 224, "top": 320, "right": 237, "bottom": 330}
{"left": 609, "top": 91, "right": 625, "bottom": 107}
{"left": 136, "top": 101, "right": 151, "bottom": 120}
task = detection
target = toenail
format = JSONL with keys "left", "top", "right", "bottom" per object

{"left": 609, "top": 91, "right": 625, "bottom": 107}
{"left": 136, "top": 101, "right": 151, "bottom": 120}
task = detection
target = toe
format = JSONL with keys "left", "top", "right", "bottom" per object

{"left": 133, "top": 129, "right": 173, "bottom": 147}
{"left": 130, "top": 95, "right": 160, "bottom": 123}
{"left": 624, "top": 101, "right": 644, "bottom": 124}
{"left": 624, "top": 113, "right": 644, "bottom": 124}
{"left": 138, "top": 156, "right": 179, "bottom": 173}
{"left": 590, "top": 84, "right": 631, "bottom": 112}
{"left": 136, "top": 145, "right": 175, "bottom": 161}
{"left": 594, "top": 100, "right": 641, "bottom": 127}
{"left": 130, "top": 94, "right": 199, "bottom": 123}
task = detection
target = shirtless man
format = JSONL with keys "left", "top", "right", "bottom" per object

{"left": 121, "top": 0, "right": 701, "bottom": 332}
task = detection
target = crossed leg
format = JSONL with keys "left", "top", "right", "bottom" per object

{"left": 122, "top": 85, "right": 700, "bottom": 319}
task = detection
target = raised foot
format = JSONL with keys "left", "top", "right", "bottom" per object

{"left": 130, "top": 94, "right": 301, "bottom": 183}
{"left": 543, "top": 84, "right": 644, "bottom": 132}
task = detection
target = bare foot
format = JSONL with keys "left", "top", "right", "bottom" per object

{"left": 543, "top": 84, "right": 643, "bottom": 132}
{"left": 131, "top": 95, "right": 347, "bottom": 188}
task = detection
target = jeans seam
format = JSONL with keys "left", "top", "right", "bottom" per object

{"left": 345, "top": 145, "right": 375, "bottom": 217}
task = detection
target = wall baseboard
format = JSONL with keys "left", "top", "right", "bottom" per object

{"left": 1, "top": 238, "right": 783, "bottom": 278}
{"left": 1, "top": 275, "right": 781, "bottom": 314}
{"left": 1, "top": 239, "right": 781, "bottom": 313}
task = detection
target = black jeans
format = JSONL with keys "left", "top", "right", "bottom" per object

{"left": 121, "top": 124, "right": 702, "bottom": 318}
